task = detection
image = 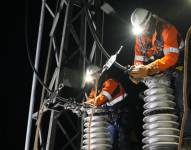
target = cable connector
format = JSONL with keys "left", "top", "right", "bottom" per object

{"left": 101, "top": 45, "right": 123, "bottom": 74}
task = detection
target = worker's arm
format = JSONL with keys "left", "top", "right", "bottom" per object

{"left": 130, "top": 25, "right": 181, "bottom": 78}
{"left": 148, "top": 25, "right": 180, "bottom": 71}
{"left": 87, "top": 87, "right": 107, "bottom": 106}
{"left": 87, "top": 79, "right": 118, "bottom": 106}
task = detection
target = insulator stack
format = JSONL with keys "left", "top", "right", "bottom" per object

{"left": 142, "top": 74, "right": 180, "bottom": 150}
{"left": 82, "top": 108, "right": 112, "bottom": 150}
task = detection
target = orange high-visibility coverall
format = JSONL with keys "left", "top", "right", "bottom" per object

{"left": 134, "top": 21, "right": 183, "bottom": 71}
{"left": 87, "top": 78, "right": 127, "bottom": 106}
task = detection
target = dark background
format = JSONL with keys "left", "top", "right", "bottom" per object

{"left": 7, "top": 0, "right": 191, "bottom": 149}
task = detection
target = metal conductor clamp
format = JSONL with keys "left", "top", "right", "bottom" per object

{"left": 141, "top": 74, "right": 180, "bottom": 150}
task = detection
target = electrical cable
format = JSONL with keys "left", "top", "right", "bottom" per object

{"left": 82, "top": 0, "right": 126, "bottom": 71}
{"left": 25, "top": 0, "right": 129, "bottom": 97}
{"left": 24, "top": 0, "right": 69, "bottom": 104}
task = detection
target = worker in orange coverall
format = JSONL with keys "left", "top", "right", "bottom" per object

{"left": 84, "top": 65, "right": 142, "bottom": 150}
{"left": 129, "top": 8, "right": 191, "bottom": 146}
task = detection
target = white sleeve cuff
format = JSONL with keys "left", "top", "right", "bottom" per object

{"left": 102, "top": 91, "right": 112, "bottom": 101}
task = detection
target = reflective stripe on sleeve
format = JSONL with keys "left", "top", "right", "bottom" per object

{"left": 135, "top": 55, "right": 144, "bottom": 61}
{"left": 102, "top": 91, "right": 112, "bottom": 101}
{"left": 106, "top": 93, "right": 127, "bottom": 106}
{"left": 164, "top": 47, "right": 179, "bottom": 55}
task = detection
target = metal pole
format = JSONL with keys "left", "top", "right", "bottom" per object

{"left": 25, "top": 0, "right": 46, "bottom": 149}
{"left": 46, "top": 1, "right": 71, "bottom": 149}
{"left": 178, "top": 26, "right": 191, "bottom": 149}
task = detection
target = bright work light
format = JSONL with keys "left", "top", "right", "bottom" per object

{"left": 84, "top": 65, "right": 100, "bottom": 83}
{"left": 84, "top": 74, "right": 94, "bottom": 83}
{"left": 84, "top": 69, "right": 95, "bottom": 83}
{"left": 132, "top": 25, "right": 143, "bottom": 35}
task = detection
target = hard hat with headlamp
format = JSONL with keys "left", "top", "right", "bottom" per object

{"left": 85, "top": 65, "right": 101, "bottom": 83}
{"left": 131, "top": 8, "right": 152, "bottom": 35}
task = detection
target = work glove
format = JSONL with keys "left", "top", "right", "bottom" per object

{"left": 129, "top": 63, "right": 159, "bottom": 79}
{"left": 86, "top": 94, "right": 107, "bottom": 106}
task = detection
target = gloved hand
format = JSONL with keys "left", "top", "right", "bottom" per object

{"left": 86, "top": 94, "right": 107, "bottom": 106}
{"left": 86, "top": 98, "right": 95, "bottom": 105}
{"left": 129, "top": 65, "right": 149, "bottom": 78}
{"left": 129, "top": 63, "right": 159, "bottom": 79}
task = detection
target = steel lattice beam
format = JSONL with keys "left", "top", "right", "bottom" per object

{"left": 25, "top": 0, "right": 105, "bottom": 150}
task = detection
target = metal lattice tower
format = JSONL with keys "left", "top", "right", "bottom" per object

{"left": 24, "top": 0, "right": 111, "bottom": 149}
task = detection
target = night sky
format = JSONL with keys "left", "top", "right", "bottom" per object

{"left": 7, "top": 0, "right": 191, "bottom": 149}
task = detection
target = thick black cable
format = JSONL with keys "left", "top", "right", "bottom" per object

{"left": 82, "top": 0, "right": 126, "bottom": 71}
{"left": 24, "top": 0, "right": 70, "bottom": 104}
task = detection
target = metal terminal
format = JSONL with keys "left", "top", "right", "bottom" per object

{"left": 44, "top": 96, "right": 94, "bottom": 117}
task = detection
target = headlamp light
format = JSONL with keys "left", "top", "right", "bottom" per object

{"left": 132, "top": 25, "right": 143, "bottom": 35}
{"left": 84, "top": 70, "right": 95, "bottom": 83}
{"left": 85, "top": 74, "right": 94, "bottom": 83}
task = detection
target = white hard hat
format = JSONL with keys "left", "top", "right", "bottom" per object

{"left": 131, "top": 8, "right": 152, "bottom": 35}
